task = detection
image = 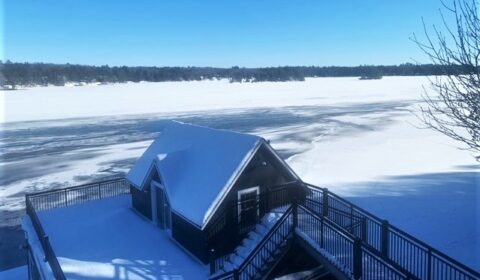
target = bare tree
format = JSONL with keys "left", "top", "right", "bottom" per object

{"left": 412, "top": 0, "right": 480, "bottom": 160}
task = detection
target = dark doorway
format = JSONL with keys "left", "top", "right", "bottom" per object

{"left": 238, "top": 186, "right": 260, "bottom": 234}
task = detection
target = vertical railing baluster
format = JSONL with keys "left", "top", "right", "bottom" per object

{"left": 381, "top": 220, "right": 390, "bottom": 258}
{"left": 361, "top": 217, "right": 367, "bottom": 242}
{"left": 427, "top": 249, "right": 432, "bottom": 280}
{"left": 322, "top": 188, "right": 329, "bottom": 217}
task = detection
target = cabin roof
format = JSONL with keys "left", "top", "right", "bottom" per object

{"left": 126, "top": 121, "right": 262, "bottom": 227}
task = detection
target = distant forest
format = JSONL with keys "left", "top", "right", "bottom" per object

{"left": 0, "top": 61, "right": 472, "bottom": 88}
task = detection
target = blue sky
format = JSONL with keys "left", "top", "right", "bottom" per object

{"left": 3, "top": 0, "right": 453, "bottom": 67}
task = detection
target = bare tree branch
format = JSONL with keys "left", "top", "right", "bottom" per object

{"left": 412, "top": 0, "right": 480, "bottom": 160}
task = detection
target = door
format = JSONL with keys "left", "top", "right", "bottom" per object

{"left": 238, "top": 186, "right": 260, "bottom": 234}
{"left": 151, "top": 181, "right": 171, "bottom": 230}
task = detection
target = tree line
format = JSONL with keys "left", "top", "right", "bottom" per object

{"left": 0, "top": 60, "right": 472, "bottom": 88}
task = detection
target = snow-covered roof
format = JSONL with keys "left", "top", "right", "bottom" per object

{"left": 126, "top": 121, "right": 262, "bottom": 227}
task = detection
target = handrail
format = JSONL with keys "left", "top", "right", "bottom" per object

{"left": 26, "top": 178, "right": 129, "bottom": 211}
{"left": 25, "top": 196, "right": 66, "bottom": 279}
{"left": 207, "top": 182, "right": 295, "bottom": 234}
{"left": 305, "top": 197, "right": 364, "bottom": 223}
{"left": 25, "top": 177, "right": 125, "bottom": 197}
{"left": 237, "top": 205, "right": 294, "bottom": 274}
{"left": 207, "top": 182, "right": 295, "bottom": 260}
{"left": 25, "top": 177, "right": 130, "bottom": 280}
{"left": 304, "top": 183, "right": 480, "bottom": 280}
{"left": 211, "top": 205, "right": 294, "bottom": 279}
{"left": 298, "top": 203, "right": 412, "bottom": 279}
{"left": 210, "top": 183, "right": 480, "bottom": 280}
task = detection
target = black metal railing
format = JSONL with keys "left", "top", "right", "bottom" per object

{"left": 210, "top": 183, "right": 480, "bottom": 280}
{"left": 211, "top": 205, "right": 295, "bottom": 280}
{"left": 24, "top": 178, "right": 130, "bottom": 279}
{"left": 25, "top": 197, "right": 66, "bottom": 280}
{"left": 304, "top": 183, "right": 480, "bottom": 280}
{"left": 207, "top": 181, "right": 296, "bottom": 259}
{"left": 26, "top": 178, "right": 129, "bottom": 211}
{"left": 297, "top": 203, "right": 411, "bottom": 280}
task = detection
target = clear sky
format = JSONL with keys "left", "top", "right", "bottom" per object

{"left": 2, "top": 0, "right": 454, "bottom": 67}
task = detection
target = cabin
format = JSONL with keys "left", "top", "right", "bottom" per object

{"left": 126, "top": 121, "right": 305, "bottom": 263}
{"left": 23, "top": 122, "right": 480, "bottom": 279}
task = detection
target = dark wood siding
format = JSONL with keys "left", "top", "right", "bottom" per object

{"left": 130, "top": 185, "right": 152, "bottom": 220}
{"left": 130, "top": 166, "right": 161, "bottom": 220}
{"left": 171, "top": 212, "right": 207, "bottom": 263}
{"left": 206, "top": 143, "right": 303, "bottom": 257}
{"left": 234, "top": 144, "right": 296, "bottom": 188}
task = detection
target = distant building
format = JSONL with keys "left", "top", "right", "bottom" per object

{"left": 127, "top": 122, "right": 304, "bottom": 263}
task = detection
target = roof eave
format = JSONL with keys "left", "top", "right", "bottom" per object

{"left": 200, "top": 138, "right": 263, "bottom": 230}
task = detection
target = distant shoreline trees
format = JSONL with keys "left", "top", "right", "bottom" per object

{"left": 0, "top": 60, "right": 473, "bottom": 88}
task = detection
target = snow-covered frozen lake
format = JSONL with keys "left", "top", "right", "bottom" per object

{"left": 0, "top": 77, "right": 478, "bottom": 271}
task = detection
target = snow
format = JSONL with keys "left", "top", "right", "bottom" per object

{"left": 0, "top": 265, "right": 28, "bottom": 280}
{"left": 127, "top": 121, "right": 261, "bottom": 227}
{"left": 221, "top": 209, "right": 287, "bottom": 271}
{"left": 1, "top": 76, "right": 478, "bottom": 271}
{"left": 22, "top": 218, "right": 55, "bottom": 279}
{"left": 34, "top": 194, "right": 208, "bottom": 279}
{"left": 0, "top": 139, "right": 152, "bottom": 217}
{"left": 287, "top": 108, "right": 480, "bottom": 269}
{"left": 295, "top": 228, "right": 354, "bottom": 279}
{"left": 1, "top": 77, "right": 423, "bottom": 124}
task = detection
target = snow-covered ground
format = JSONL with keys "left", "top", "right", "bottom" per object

{"left": 0, "top": 265, "right": 27, "bottom": 279}
{"left": 35, "top": 194, "right": 208, "bottom": 279}
{"left": 1, "top": 77, "right": 421, "bottom": 124}
{"left": 0, "top": 77, "right": 478, "bottom": 271}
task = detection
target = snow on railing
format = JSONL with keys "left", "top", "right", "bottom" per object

{"left": 25, "top": 197, "right": 66, "bottom": 280}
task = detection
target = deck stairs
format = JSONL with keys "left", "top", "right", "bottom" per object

{"left": 214, "top": 209, "right": 288, "bottom": 277}
{"left": 274, "top": 265, "right": 335, "bottom": 280}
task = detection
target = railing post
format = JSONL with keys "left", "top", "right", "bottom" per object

{"left": 322, "top": 188, "right": 329, "bottom": 217}
{"left": 64, "top": 190, "right": 68, "bottom": 207}
{"left": 320, "top": 216, "right": 324, "bottom": 248}
{"left": 349, "top": 205, "right": 354, "bottom": 234}
{"left": 427, "top": 248, "right": 432, "bottom": 280}
{"left": 381, "top": 220, "right": 390, "bottom": 258}
{"left": 292, "top": 199, "right": 298, "bottom": 228}
{"left": 26, "top": 243, "right": 32, "bottom": 280}
{"left": 98, "top": 184, "right": 102, "bottom": 199}
{"left": 233, "top": 269, "right": 239, "bottom": 280}
{"left": 43, "top": 235, "right": 50, "bottom": 261}
{"left": 353, "top": 238, "right": 363, "bottom": 280}
{"left": 209, "top": 248, "right": 215, "bottom": 275}
{"left": 361, "top": 217, "right": 367, "bottom": 242}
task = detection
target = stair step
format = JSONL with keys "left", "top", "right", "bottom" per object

{"left": 222, "top": 261, "right": 235, "bottom": 272}
{"left": 255, "top": 224, "right": 268, "bottom": 234}
{"left": 234, "top": 245, "right": 251, "bottom": 258}
{"left": 247, "top": 231, "right": 262, "bottom": 242}
{"left": 216, "top": 208, "right": 289, "bottom": 276}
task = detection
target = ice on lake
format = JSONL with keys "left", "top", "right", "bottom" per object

{"left": 0, "top": 77, "right": 478, "bottom": 270}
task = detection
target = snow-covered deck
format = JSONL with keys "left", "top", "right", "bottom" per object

{"left": 32, "top": 194, "right": 208, "bottom": 279}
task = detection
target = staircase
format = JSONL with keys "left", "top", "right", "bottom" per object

{"left": 274, "top": 265, "right": 335, "bottom": 280}
{"left": 210, "top": 184, "right": 480, "bottom": 280}
{"left": 211, "top": 205, "right": 295, "bottom": 280}
{"left": 214, "top": 209, "right": 288, "bottom": 275}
